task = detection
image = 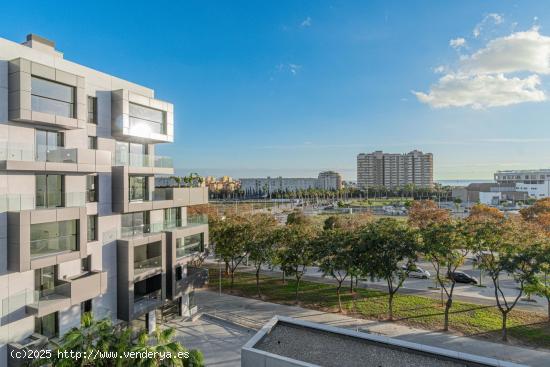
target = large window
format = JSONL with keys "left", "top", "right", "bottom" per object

{"left": 129, "top": 176, "right": 148, "bottom": 201}
{"left": 35, "top": 312, "right": 59, "bottom": 339}
{"left": 87, "top": 96, "right": 97, "bottom": 124}
{"left": 35, "top": 174, "right": 63, "bottom": 209}
{"left": 35, "top": 129, "right": 63, "bottom": 162}
{"left": 129, "top": 103, "right": 166, "bottom": 135}
{"left": 176, "top": 233, "right": 204, "bottom": 258}
{"left": 31, "top": 76, "right": 75, "bottom": 118}
{"left": 164, "top": 208, "right": 181, "bottom": 229}
{"left": 87, "top": 215, "right": 97, "bottom": 242}
{"left": 88, "top": 136, "right": 97, "bottom": 150}
{"left": 30, "top": 220, "right": 78, "bottom": 258}
{"left": 86, "top": 175, "right": 98, "bottom": 203}
{"left": 115, "top": 141, "right": 148, "bottom": 166}
{"left": 121, "top": 211, "right": 149, "bottom": 237}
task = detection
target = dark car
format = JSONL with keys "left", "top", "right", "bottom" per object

{"left": 448, "top": 271, "right": 478, "bottom": 284}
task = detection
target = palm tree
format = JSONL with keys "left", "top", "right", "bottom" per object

{"left": 132, "top": 328, "right": 188, "bottom": 366}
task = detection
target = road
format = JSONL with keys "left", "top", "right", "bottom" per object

{"left": 208, "top": 258, "right": 547, "bottom": 314}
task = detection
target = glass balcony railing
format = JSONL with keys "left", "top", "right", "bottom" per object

{"left": 133, "top": 289, "right": 162, "bottom": 315}
{"left": 176, "top": 241, "right": 203, "bottom": 259}
{"left": 113, "top": 152, "right": 173, "bottom": 168}
{"left": 134, "top": 256, "right": 162, "bottom": 275}
{"left": 0, "top": 192, "right": 85, "bottom": 212}
{"left": 163, "top": 214, "right": 209, "bottom": 231}
{"left": 33, "top": 282, "right": 71, "bottom": 303}
{"left": 120, "top": 223, "right": 165, "bottom": 238}
{"left": 30, "top": 235, "right": 78, "bottom": 259}
{"left": 0, "top": 145, "right": 79, "bottom": 163}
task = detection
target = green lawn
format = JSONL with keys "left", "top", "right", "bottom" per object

{"left": 208, "top": 268, "right": 550, "bottom": 348}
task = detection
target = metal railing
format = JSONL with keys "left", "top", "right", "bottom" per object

{"left": 176, "top": 242, "right": 203, "bottom": 259}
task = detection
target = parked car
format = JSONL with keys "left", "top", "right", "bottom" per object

{"left": 401, "top": 265, "right": 430, "bottom": 279}
{"left": 447, "top": 271, "right": 478, "bottom": 284}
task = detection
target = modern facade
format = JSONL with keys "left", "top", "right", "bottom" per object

{"left": 357, "top": 150, "right": 433, "bottom": 189}
{"left": 317, "top": 171, "right": 342, "bottom": 190}
{"left": 0, "top": 34, "right": 208, "bottom": 365}
{"left": 495, "top": 169, "right": 550, "bottom": 199}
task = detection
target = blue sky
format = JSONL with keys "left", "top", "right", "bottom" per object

{"left": 2, "top": 1, "right": 550, "bottom": 181}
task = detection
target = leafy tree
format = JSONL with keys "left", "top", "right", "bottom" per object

{"left": 211, "top": 215, "right": 252, "bottom": 291}
{"left": 528, "top": 240, "right": 550, "bottom": 320}
{"left": 315, "top": 228, "right": 357, "bottom": 311}
{"left": 469, "top": 215, "right": 542, "bottom": 341}
{"left": 421, "top": 221, "right": 469, "bottom": 331}
{"left": 408, "top": 200, "right": 450, "bottom": 229}
{"left": 520, "top": 197, "right": 550, "bottom": 232}
{"left": 358, "top": 218, "right": 420, "bottom": 320}
{"left": 278, "top": 224, "right": 317, "bottom": 302}
{"left": 246, "top": 213, "right": 279, "bottom": 297}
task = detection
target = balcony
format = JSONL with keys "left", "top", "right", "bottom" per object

{"left": 113, "top": 152, "right": 173, "bottom": 175}
{"left": 8, "top": 58, "right": 86, "bottom": 130}
{"left": 111, "top": 89, "right": 174, "bottom": 144}
{"left": 0, "top": 192, "right": 85, "bottom": 212}
{"left": 133, "top": 289, "right": 163, "bottom": 317}
{"left": 7, "top": 208, "right": 87, "bottom": 272}
{"left": 0, "top": 145, "right": 111, "bottom": 173}
{"left": 152, "top": 187, "right": 209, "bottom": 209}
{"left": 165, "top": 214, "right": 209, "bottom": 231}
{"left": 134, "top": 256, "right": 162, "bottom": 278}
{"left": 120, "top": 222, "right": 165, "bottom": 239}
{"left": 25, "top": 282, "right": 71, "bottom": 317}
{"left": 30, "top": 235, "right": 78, "bottom": 259}
{"left": 64, "top": 270, "right": 108, "bottom": 305}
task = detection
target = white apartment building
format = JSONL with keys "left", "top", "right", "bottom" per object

{"left": 495, "top": 169, "right": 550, "bottom": 199}
{"left": 0, "top": 34, "right": 208, "bottom": 365}
{"left": 357, "top": 150, "right": 433, "bottom": 189}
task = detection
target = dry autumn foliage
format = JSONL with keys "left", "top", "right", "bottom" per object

{"left": 408, "top": 200, "right": 450, "bottom": 229}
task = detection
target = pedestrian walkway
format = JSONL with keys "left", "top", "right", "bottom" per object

{"left": 196, "top": 289, "right": 550, "bottom": 367}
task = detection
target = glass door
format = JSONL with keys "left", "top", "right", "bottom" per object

{"left": 35, "top": 265, "right": 56, "bottom": 297}
{"left": 35, "top": 130, "right": 62, "bottom": 162}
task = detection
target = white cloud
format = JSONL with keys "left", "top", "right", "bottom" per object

{"left": 416, "top": 25, "right": 550, "bottom": 109}
{"left": 473, "top": 13, "right": 503, "bottom": 38}
{"left": 300, "top": 17, "right": 312, "bottom": 27}
{"left": 413, "top": 73, "right": 545, "bottom": 109}
{"left": 461, "top": 28, "right": 550, "bottom": 75}
{"left": 288, "top": 64, "right": 301, "bottom": 75}
{"left": 449, "top": 37, "right": 466, "bottom": 49}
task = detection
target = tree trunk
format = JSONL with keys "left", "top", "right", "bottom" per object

{"left": 502, "top": 312, "right": 508, "bottom": 342}
{"left": 547, "top": 298, "right": 550, "bottom": 321}
{"left": 337, "top": 282, "right": 342, "bottom": 312}
{"left": 295, "top": 276, "right": 301, "bottom": 303}
{"left": 443, "top": 298, "right": 452, "bottom": 331}
{"left": 230, "top": 269, "right": 235, "bottom": 292}
{"left": 256, "top": 268, "right": 261, "bottom": 298}
{"left": 388, "top": 293, "right": 394, "bottom": 321}
{"left": 282, "top": 271, "right": 285, "bottom": 285}
{"left": 350, "top": 276, "right": 354, "bottom": 293}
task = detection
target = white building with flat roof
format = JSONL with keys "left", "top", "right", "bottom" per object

{"left": 0, "top": 33, "right": 209, "bottom": 366}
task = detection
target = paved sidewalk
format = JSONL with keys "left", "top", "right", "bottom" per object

{"left": 196, "top": 289, "right": 550, "bottom": 367}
